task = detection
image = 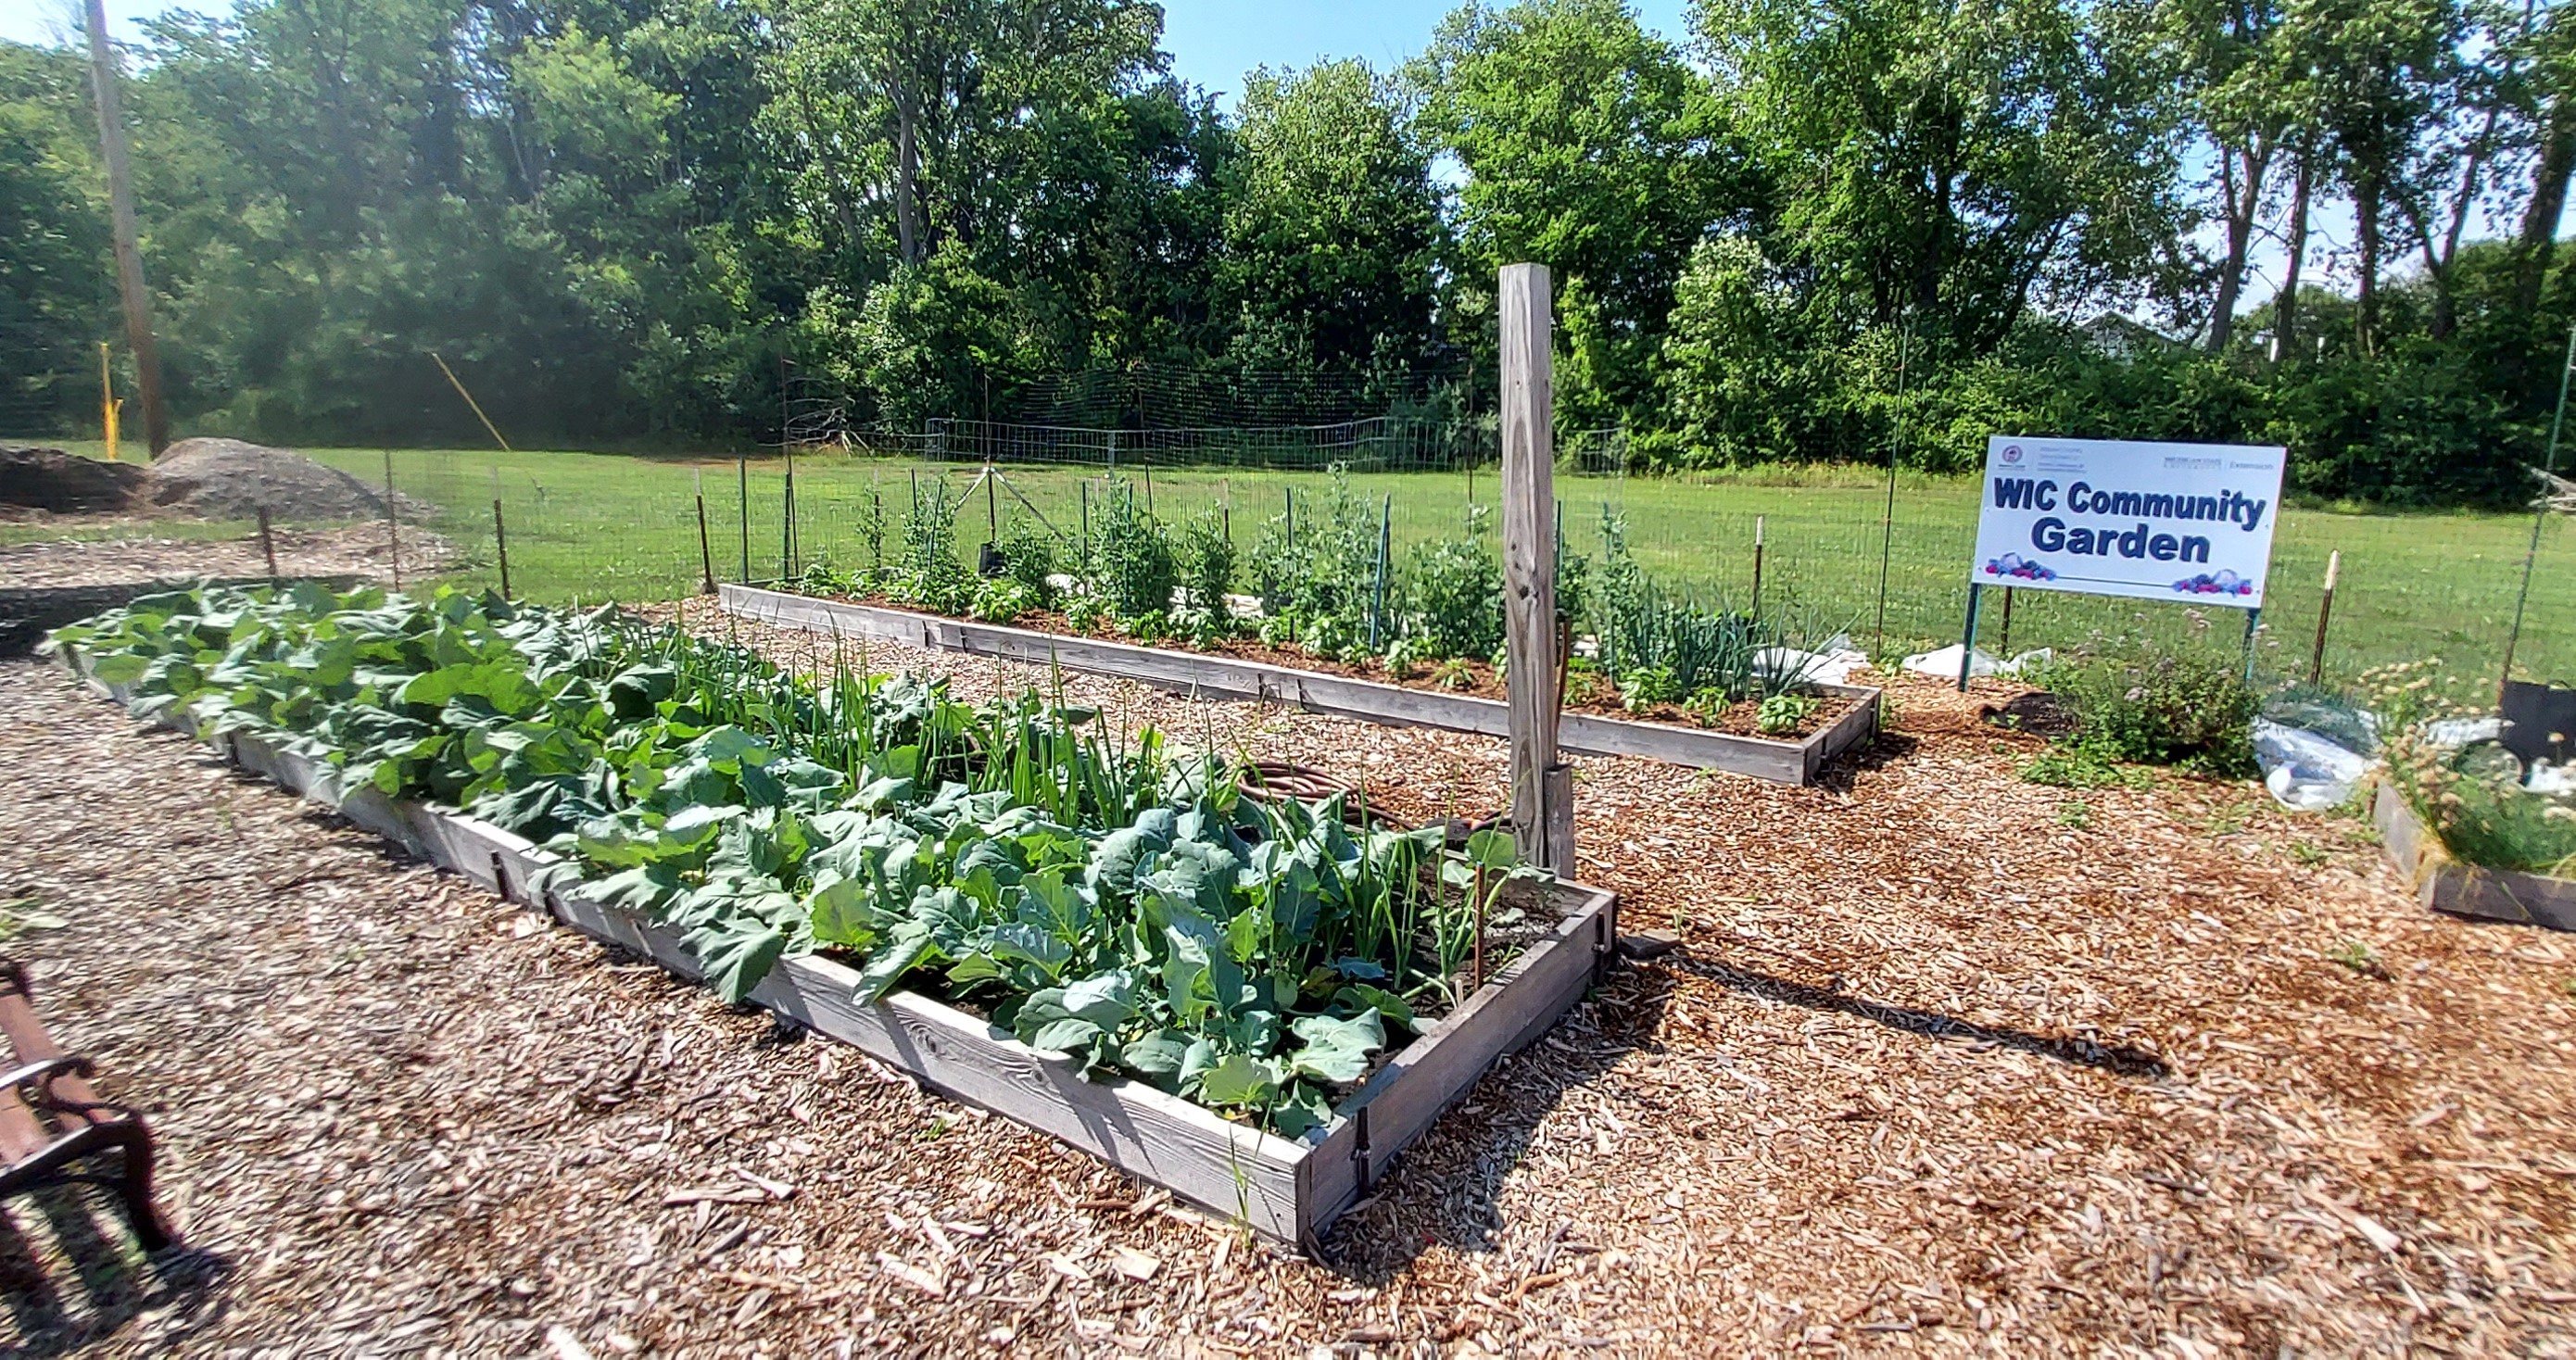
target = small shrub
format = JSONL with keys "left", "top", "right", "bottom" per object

{"left": 1431, "top": 658, "right": 1476, "bottom": 691}
{"left": 968, "top": 576, "right": 1039, "bottom": 623}
{"left": 998, "top": 518, "right": 1059, "bottom": 601}
{"left": 1087, "top": 479, "right": 1180, "bottom": 623}
{"left": 1399, "top": 507, "right": 1504, "bottom": 661}
{"left": 1619, "top": 664, "right": 1681, "bottom": 713}
{"left": 2025, "top": 636, "right": 2258, "bottom": 776}
{"left": 890, "top": 478, "right": 974, "bottom": 614}
{"left": 1173, "top": 512, "right": 1236, "bottom": 644}
{"left": 2365, "top": 660, "right": 2576, "bottom": 874}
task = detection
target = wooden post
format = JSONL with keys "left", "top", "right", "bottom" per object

{"left": 383, "top": 451, "right": 401, "bottom": 589}
{"left": 491, "top": 467, "right": 511, "bottom": 598}
{"left": 2308, "top": 550, "right": 2341, "bottom": 686}
{"left": 81, "top": 0, "right": 170, "bottom": 457}
{"left": 1499, "top": 263, "right": 1564, "bottom": 874}
{"left": 256, "top": 506, "right": 278, "bottom": 584}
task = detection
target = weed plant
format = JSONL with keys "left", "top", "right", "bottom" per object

{"left": 2023, "top": 633, "right": 2259, "bottom": 776}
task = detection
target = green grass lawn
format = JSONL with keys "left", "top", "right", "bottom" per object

{"left": 15, "top": 439, "right": 2568, "bottom": 686}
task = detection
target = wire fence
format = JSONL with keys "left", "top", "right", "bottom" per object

{"left": 4, "top": 423, "right": 2568, "bottom": 693}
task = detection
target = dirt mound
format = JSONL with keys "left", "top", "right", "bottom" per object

{"left": 146, "top": 438, "right": 411, "bottom": 522}
{"left": 0, "top": 447, "right": 145, "bottom": 513}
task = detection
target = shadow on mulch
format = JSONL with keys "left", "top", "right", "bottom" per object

{"left": 0, "top": 1184, "right": 232, "bottom": 1356}
{"left": 1318, "top": 961, "right": 1672, "bottom": 1282}
{"left": 1812, "top": 727, "right": 1922, "bottom": 794}
{"left": 1673, "top": 954, "right": 2170, "bottom": 1080}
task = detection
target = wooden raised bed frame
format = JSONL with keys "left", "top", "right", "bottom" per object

{"left": 61, "top": 653, "right": 1618, "bottom": 1250}
{"left": 2372, "top": 780, "right": 2576, "bottom": 932}
{"left": 720, "top": 584, "right": 1881, "bottom": 786}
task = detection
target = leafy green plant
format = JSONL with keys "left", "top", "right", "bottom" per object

{"left": 1087, "top": 478, "right": 1180, "bottom": 625}
{"left": 2056, "top": 800, "right": 2091, "bottom": 829}
{"left": 2326, "top": 938, "right": 2388, "bottom": 979}
{"left": 49, "top": 583, "right": 1547, "bottom": 1137}
{"left": 968, "top": 576, "right": 1040, "bottom": 623}
{"left": 1246, "top": 468, "right": 1381, "bottom": 662}
{"left": 1755, "top": 692, "right": 1818, "bottom": 735}
{"left": 1586, "top": 509, "right": 1824, "bottom": 706}
{"left": 998, "top": 517, "right": 1059, "bottom": 602}
{"left": 890, "top": 478, "right": 975, "bottom": 614}
{"left": 2019, "top": 747, "right": 2146, "bottom": 789}
{"left": 1396, "top": 506, "right": 1503, "bottom": 661}
{"left": 1173, "top": 512, "right": 1237, "bottom": 644}
{"left": 2023, "top": 636, "right": 2258, "bottom": 776}
{"left": 1618, "top": 664, "right": 1681, "bottom": 713}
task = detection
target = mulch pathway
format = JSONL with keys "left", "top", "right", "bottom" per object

{"left": 1, "top": 606, "right": 2570, "bottom": 1356}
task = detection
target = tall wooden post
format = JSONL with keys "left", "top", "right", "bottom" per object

{"left": 81, "top": 0, "right": 170, "bottom": 457}
{"left": 1499, "top": 263, "right": 1569, "bottom": 875}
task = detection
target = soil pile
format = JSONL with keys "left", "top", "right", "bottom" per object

{"left": 0, "top": 447, "right": 145, "bottom": 513}
{"left": 146, "top": 438, "right": 413, "bottom": 522}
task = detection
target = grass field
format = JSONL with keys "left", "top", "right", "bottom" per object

{"left": 13, "top": 440, "right": 2570, "bottom": 686}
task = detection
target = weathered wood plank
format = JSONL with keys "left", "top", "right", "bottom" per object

{"left": 1497, "top": 261, "right": 1561, "bottom": 867}
{"left": 2373, "top": 779, "right": 2576, "bottom": 931}
{"left": 1299, "top": 879, "right": 1615, "bottom": 1240}
{"left": 63, "top": 644, "right": 1619, "bottom": 1248}
{"left": 723, "top": 585, "right": 1882, "bottom": 786}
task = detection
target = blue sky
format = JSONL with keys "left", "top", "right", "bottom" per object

{"left": 1160, "top": 0, "right": 1693, "bottom": 98}
{"left": 0, "top": 0, "right": 1698, "bottom": 80}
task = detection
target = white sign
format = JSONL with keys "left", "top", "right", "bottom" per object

{"left": 1971, "top": 436, "right": 2288, "bottom": 609}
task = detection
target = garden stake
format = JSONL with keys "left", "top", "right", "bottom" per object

{"left": 1471, "top": 864, "right": 1487, "bottom": 993}
{"left": 2502, "top": 322, "right": 2576, "bottom": 700}
{"left": 695, "top": 466, "right": 716, "bottom": 596}
{"left": 737, "top": 456, "right": 749, "bottom": 582}
{"left": 491, "top": 466, "right": 511, "bottom": 598}
{"left": 1750, "top": 515, "right": 1765, "bottom": 620}
{"left": 257, "top": 505, "right": 278, "bottom": 583}
{"left": 1370, "top": 495, "right": 1392, "bottom": 649}
{"left": 2308, "top": 550, "right": 2340, "bottom": 686}
{"left": 383, "top": 450, "right": 400, "bottom": 589}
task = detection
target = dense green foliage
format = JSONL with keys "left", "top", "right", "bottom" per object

{"left": 2027, "top": 634, "right": 2264, "bottom": 775}
{"left": 48, "top": 582, "right": 1544, "bottom": 1132}
{"left": 12, "top": 0, "right": 2576, "bottom": 503}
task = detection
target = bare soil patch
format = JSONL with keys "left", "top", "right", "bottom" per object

{"left": 0, "top": 448, "right": 145, "bottom": 515}
{"left": 2, "top": 617, "right": 2570, "bottom": 1355}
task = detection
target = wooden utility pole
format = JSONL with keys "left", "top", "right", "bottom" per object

{"left": 81, "top": 0, "right": 170, "bottom": 457}
{"left": 1499, "top": 263, "right": 1572, "bottom": 876}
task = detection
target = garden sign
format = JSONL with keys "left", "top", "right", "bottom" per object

{"left": 1958, "top": 435, "right": 2288, "bottom": 687}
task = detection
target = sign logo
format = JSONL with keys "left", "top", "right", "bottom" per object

{"left": 2001, "top": 445, "right": 2025, "bottom": 464}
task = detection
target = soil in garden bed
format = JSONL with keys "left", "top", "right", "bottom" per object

{"left": 791, "top": 588, "right": 1862, "bottom": 741}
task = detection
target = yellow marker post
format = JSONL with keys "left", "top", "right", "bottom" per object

{"left": 99, "top": 342, "right": 120, "bottom": 462}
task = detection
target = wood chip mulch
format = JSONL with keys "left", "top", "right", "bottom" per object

{"left": 0, "top": 523, "right": 451, "bottom": 591}
{"left": 2, "top": 606, "right": 2571, "bottom": 1356}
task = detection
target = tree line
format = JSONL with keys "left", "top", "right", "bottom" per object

{"left": 6, "top": 0, "right": 2576, "bottom": 505}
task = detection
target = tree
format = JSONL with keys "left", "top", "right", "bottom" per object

{"left": 0, "top": 41, "right": 113, "bottom": 434}
{"left": 1700, "top": 0, "right": 2189, "bottom": 356}
{"left": 1221, "top": 59, "right": 1446, "bottom": 386}
{"left": 1413, "top": 0, "right": 1714, "bottom": 425}
{"left": 2295, "top": 0, "right": 2460, "bottom": 352}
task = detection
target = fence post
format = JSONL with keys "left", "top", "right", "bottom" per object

{"left": 738, "top": 456, "right": 750, "bottom": 583}
{"left": 1499, "top": 262, "right": 1571, "bottom": 876}
{"left": 2308, "top": 549, "right": 2340, "bottom": 686}
{"left": 383, "top": 450, "right": 401, "bottom": 590}
{"left": 491, "top": 466, "right": 511, "bottom": 598}
{"left": 257, "top": 505, "right": 278, "bottom": 585}
{"left": 696, "top": 466, "right": 717, "bottom": 597}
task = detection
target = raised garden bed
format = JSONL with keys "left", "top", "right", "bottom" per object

{"left": 2372, "top": 780, "right": 2576, "bottom": 931}
{"left": 720, "top": 584, "right": 1881, "bottom": 786}
{"left": 58, "top": 648, "right": 1618, "bottom": 1250}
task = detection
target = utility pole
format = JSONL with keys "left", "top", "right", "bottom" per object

{"left": 82, "top": 0, "right": 170, "bottom": 457}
